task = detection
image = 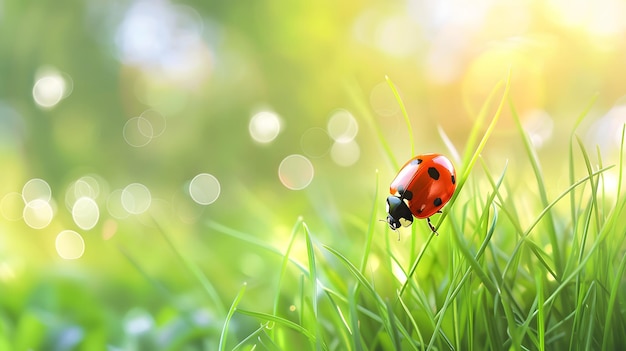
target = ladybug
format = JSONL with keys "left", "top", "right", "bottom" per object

{"left": 386, "top": 153, "right": 456, "bottom": 234}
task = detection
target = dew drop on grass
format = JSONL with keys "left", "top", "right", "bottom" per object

{"left": 327, "top": 109, "right": 358, "bottom": 143}
{"left": 55, "top": 230, "right": 85, "bottom": 259}
{"left": 72, "top": 197, "right": 100, "bottom": 230}
{"left": 189, "top": 173, "right": 220, "bottom": 205}
{"left": 278, "top": 154, "right": 314, "bottom": 190}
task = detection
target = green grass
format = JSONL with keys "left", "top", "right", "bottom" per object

{"left": 210, "top": 73, "right": 626, "bottom": 350}
{"left": 3, "top": 73, "right": 625, "bottom": 350}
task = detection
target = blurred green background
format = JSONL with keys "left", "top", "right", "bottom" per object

{"left": 1, "top": 0, "right": 626, "bottom": 348}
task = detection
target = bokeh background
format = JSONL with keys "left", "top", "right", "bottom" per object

{"left": 1, "top": 0, "right": 626, "bottom": 348}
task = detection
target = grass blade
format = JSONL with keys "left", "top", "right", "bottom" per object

{"left": 386, "top": 75, "right": 414, "bottom": 156}
{"left": 509, "top": 95, "right": 561, "bottom": 275}
{"left": 273, "top": 217, "right": 304, "bottom": 317}
{"left": 219, "top": 283, "right": 247, "bottom": 351}
{"left": 345, "top": 78, "right": 398, "bottom": 169}
{"left": 303, "top": 222, "right": 322, "bottom": 350}
{"left": 153, "top": 219, "right": 226, "bottom": 316}
{"left": 237, "top": 309, "right": 322, "bottom": 348}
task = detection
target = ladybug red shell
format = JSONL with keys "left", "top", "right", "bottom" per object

{"left": 386, "top": 153, "right": 456, "bottom": 233}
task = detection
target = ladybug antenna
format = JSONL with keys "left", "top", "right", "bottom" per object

{"left": 379, "top": 219, "right": 401, "bottom": 241}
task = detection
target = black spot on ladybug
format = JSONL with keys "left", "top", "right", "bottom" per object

{"left": 451, "top": 175, "right": 456, "bottom": 184}
{"left": 417, "top": 159, "right": 422, "bottom": 164}
{"left": 403, "top": 190, "right": 413, "bottom": 200}
{"left": 433, "top": 197, "right": 442, "bottom": 207}
{"left": 428, "top": 167, "right": 440, "bottom": 180}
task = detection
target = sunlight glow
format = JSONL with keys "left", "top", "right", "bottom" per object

{"left": 523, "top": 109, "right": 554, "bottom": 149}
{"left": 547, "top": 0, "right": 626, "bottom": 37}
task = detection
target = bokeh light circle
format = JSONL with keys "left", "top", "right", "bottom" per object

{"left": 189, "top": 173, "right": 221, "bottom": 205}
{"left": 249, "top": 111, "right": 281, "bottom": 143}
{"left": 300, "top": 127, "right": 331, "bottom": 158}
{"left": 72, "top": 197, "right": 100, "bottom": 230}
{"left": 32, "top": 74, "right": 67, "bottom": 109}
{"left": 278, "top": 154, "right": 314, "bottom": 190}
{"left": 1, "top": 192, "right": 24, "bottom": 221}
{"left": 327, "top": 109, "right": 358, "bottom": 143}
{"left": 331, "top": 140, "right": 361, "bottom": 167}
{"left": 123, "top": 117, "right": 154, "bottom": 147}
{"left": 121, "top": 183, "right": 152, "bottom": 214}
{"left": 65, "top": 175, "right": 105, "bottom": 211}
{"left": 55, "top": 230, "right": 85, "bottom": 260}
{"left": 23, "top": 199, "right": 54, "bottom": 229}
{"left": 22, "top": 178, "right": 52, "bottom": 203}
{"left": 140, "top": 109, "right": 166, "bottom": 138}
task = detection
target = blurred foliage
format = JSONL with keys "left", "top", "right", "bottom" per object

{"left": 1, "top": 0, "right": 626, "bottom": 349}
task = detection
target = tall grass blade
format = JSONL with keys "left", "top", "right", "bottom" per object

{"left": 433, "top": 68, "right": 511, "bottom": 231}
{"left": 273, "top": 217, "right": 304, "bottom": 315}
{"left": 153, "top": 219, "right": 226, "bottom": 316}
{"left": 509, "top": 95, "right": 561, "bottom": 274}
{"left": 237, "top": 309, "right": 325, "bottom": 349}
{"left": 386, "top": 76, "right": 414, "bottom": 156}
{"left": 345, "top": 78, "right": 398, "bottom": 169}
{"left": 535, "top": 272, "right": 545, "bottom": 351}
{"left": 617, "top": 124, "right": 625, "bottom": 200}
{"left": 303, "top": 222, "right": 322, "bottom": 350}
{"left": 219, "top": 283, "right": 247, "bottom": 351}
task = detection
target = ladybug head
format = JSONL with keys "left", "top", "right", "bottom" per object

{"left": 386, "top": 195, "right": 413, "bottom": 230}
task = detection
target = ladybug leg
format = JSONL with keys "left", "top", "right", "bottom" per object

{"left": 427, "top": 217, "right": 439, "bottom": 235}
